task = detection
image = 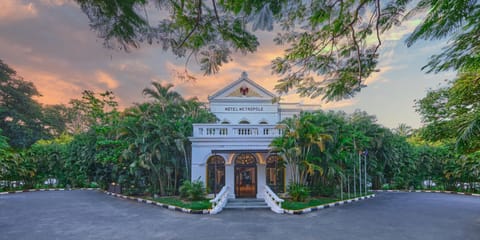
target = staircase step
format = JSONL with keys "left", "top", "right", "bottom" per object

{"left": 224, "top": 205, "right": 270, "bottom": 209}
{"left": 224, "top": 198, "right": 270, "bottom": 209}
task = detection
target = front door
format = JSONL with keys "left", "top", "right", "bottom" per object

{"left": 234, "top": 153, "right": 257, "bottom": 198}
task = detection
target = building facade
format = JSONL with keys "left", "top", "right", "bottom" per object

{"left": 189, "top": 72, "right": 317, "bottom": 198}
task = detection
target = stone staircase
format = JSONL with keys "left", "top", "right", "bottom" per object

{"left": 224, "top": 198, "right": 269, "bottom": 209}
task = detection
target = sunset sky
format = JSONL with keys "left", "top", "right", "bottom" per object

{"left": 0, "top": 0, "right": 455, "bottom": 129}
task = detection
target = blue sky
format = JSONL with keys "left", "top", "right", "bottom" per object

{"left": 0, "top": 0, "right": 455, "bottom": 129}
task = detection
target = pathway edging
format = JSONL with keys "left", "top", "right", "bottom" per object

{"left": 103, "top": 191, "right": 211, "bottom": 214}
{"left": 283, "top": 194, "right": 376, "bottom": 215}
{"left": 373, "top": 189, "right": 480, "bottom": 197}
{"left": 0, "top": 188, "right": 99, "bottom": 195}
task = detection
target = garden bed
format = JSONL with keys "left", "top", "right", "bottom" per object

{"left": 283, "top": 197, "right": 338, "bottom": 210}
{"left": 150, "top": 197, "right": 211, "bottom": 210}
{"left": 282, "top": 192, "right": 376, "bottom": 210}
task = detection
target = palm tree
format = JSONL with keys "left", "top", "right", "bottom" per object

{"left": 142, "top": 82, "right": 183, "bottom": 110}
{"left": 271, "top": 112, "right": 332, "bottom": 185}
{"left": 456, "top": 112, "right": 480, "bottom": 153}
{"left": 394, "top": 123, "right": 413, "bottom": 137}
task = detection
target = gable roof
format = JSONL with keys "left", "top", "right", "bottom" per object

{"left": 208, "top": 72, "right": 276, "bottom": 101}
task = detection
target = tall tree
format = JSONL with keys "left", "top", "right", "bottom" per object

{"left": 0, "top": 59, "right": 44, "bottom": 148}
{"left": 416, "top": 71, "right": 480, "bottom": 152}
{"left": 75, "top": 0, "right": 479, "bottom": 101}
{"left": 271, "top": 112, "right": 332, "bottom": 185}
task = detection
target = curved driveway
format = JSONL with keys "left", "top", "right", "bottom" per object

{"left": 1, "top": 190, "right": 479, "bottom": 240}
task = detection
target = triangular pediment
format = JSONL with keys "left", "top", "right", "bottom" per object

{"left": 208, "top": 72, "right": 276, "bottom": 101}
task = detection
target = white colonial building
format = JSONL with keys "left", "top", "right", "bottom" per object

{"left": 190, "top": 72, "right": 318, "bottom": 199}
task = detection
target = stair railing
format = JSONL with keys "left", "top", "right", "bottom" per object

{"left": 263, "top": 185, "right": 284, "bottom": 213}
{"left": 209, "top": 186, "right": 229, "bottom": 214}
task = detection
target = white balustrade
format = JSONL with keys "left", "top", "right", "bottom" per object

{"left": 193, "top": 124, "right": 284, "bottom": 138}
{"left": 209, "top": 186, "right": 229, "bottom": 214}
{"left": 263, "top": 185, "right": 284, "bottom": 214}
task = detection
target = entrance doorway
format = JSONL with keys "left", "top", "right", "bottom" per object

{"left": 234, "top": 153, "right": 257, "bottom": 198}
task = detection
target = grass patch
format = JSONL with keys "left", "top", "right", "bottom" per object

{"left": 152, "top": 197, "right": 211, "bottom": 210}
{"left": 283, "top": 197, "right": 338, "bottom": 210}
{"left": 283, "top": 192, "right": 376, "bottom": 210}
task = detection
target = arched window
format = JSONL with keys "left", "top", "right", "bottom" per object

{"left": 259, "top": 120, "right": 268, "bottom": 124}
{"left": 221, "top": 120, "right": 230, "bottom": 124}
{"left": 239, "top": 120, "right": 250, "bottom": 124}
{"left": 266, "top": 155, "right": 285, "bottom": 193}
{"left": 235, "top": 153, "right": 256, "bottom": 165}
{"left": 207, "top": 155, "right": 225, "bottom": 194}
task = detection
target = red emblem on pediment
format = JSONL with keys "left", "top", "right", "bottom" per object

{"left": 240, "top": 86, "right": 249, "bottom": 95}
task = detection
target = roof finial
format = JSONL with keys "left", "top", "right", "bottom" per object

{"left": 241, "top": 71, "right": 248, "bottom": 78}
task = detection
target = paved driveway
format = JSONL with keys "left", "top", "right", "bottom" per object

{"left": 0, "top": 190, "right": 479, "bottom": 240}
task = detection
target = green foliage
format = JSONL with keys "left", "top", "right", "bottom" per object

{"left": 75, "top": 0, "right": 261, "bottom": 76}
{"left": 288, "top": 183, "right": 310, "bottom": 202}
{"left": 405, "top": 0, "right": 480, "bottom": 73}
{"left": 282, "top": 197, "right": 338, "bottom": 210}
{"left": 416, "top": 71, "right": 480, "bottom": 153}
{"left": 75, "top": 1, "right": 479, "bottom": 102}
{"left": 0, "top": 60, "right": 45, "bottom": 148}
{"left": 310, "top": 184, "right": 335, "bottom": 197}
{"left": 270, "top": 112, "right": 332, "bottom": 185}
{"left": 179, "top": 180, "right": 206, "bottom": 201}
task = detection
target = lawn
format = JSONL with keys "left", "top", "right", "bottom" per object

{"left": 282, "top": 192, "right": 375, "bottom": 210}
{"left": 151, "top": 197, "right": 212, "bottom": 210}
{"left": 282, "top": 197, "right": 338, "bottom": 210}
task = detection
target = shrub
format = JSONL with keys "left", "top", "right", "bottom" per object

{"left": 288, "top": 183, "right": 310, "bottom": 202}
{"left": 311, "top": 184, "right": 335, "bottom": 197}
{"left": 189, "top": 180, "right": 206, "bottom": 201}
{"left": 179, "top": 180, "right": 206, "bottom": 201}
{"left": 179, "top": 180, "right": 191, "bottom": 199}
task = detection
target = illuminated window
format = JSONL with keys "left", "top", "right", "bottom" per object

{"left": 235, "top": 153, "right": 256, "bottom": 165}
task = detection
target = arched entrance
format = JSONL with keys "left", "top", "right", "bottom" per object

{"left": 206, "top": 155, "right": 225, "bottom": 194}
{"left": 234, "top": 153, "right": 257, "bottom": 198}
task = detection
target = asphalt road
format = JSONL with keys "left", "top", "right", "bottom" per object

{"left": 0, "top": 190, "right": 479, "bottom": 240}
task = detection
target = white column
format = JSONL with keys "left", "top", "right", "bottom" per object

{"left": 257, "top": 164, "right": 266, "bottom": 198}
{"left": 225, "top": 164, "right": 235, "bottom": 198}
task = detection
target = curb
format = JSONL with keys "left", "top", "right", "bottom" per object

{"left": 0, "top": 188, "right": 99, "bottom": 195}
{"left": 373, "top": 189, "right": 480, "bottom": 197}
{"left": 283, "top": 194, "right": 376, "bottom": 215}
{"left": 102, "top": 191, "right": 211, "bottom": 214}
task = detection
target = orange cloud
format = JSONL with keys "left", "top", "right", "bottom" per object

{"left": 0, "top": 0, "right": 38, "bottom": 21}
{"left": 15, "top": 66, "right": 83, "bottom": 105}
{"left": 95, "top": 70, "right": 119, "bottom": 89}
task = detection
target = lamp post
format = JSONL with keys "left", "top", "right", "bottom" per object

{"left": 358, "top": 151, "right": 362, "bottom": 196}
{"left": 364, "top": 150, "right": 368, "bottom": 195}
{"left": 353, "top": 153, "right": 356, "bottom": 197}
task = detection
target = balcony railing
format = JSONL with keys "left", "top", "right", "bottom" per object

{"left": 192, "top": 124, "right": 284, "bottom": 138}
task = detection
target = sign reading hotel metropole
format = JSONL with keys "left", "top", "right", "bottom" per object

{"left": 224, "top": 106, "right": 264, "bottom": 112}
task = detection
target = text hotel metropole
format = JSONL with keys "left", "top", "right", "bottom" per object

{"left": 224, "top": 106, "right": 264, "bottom": 112}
